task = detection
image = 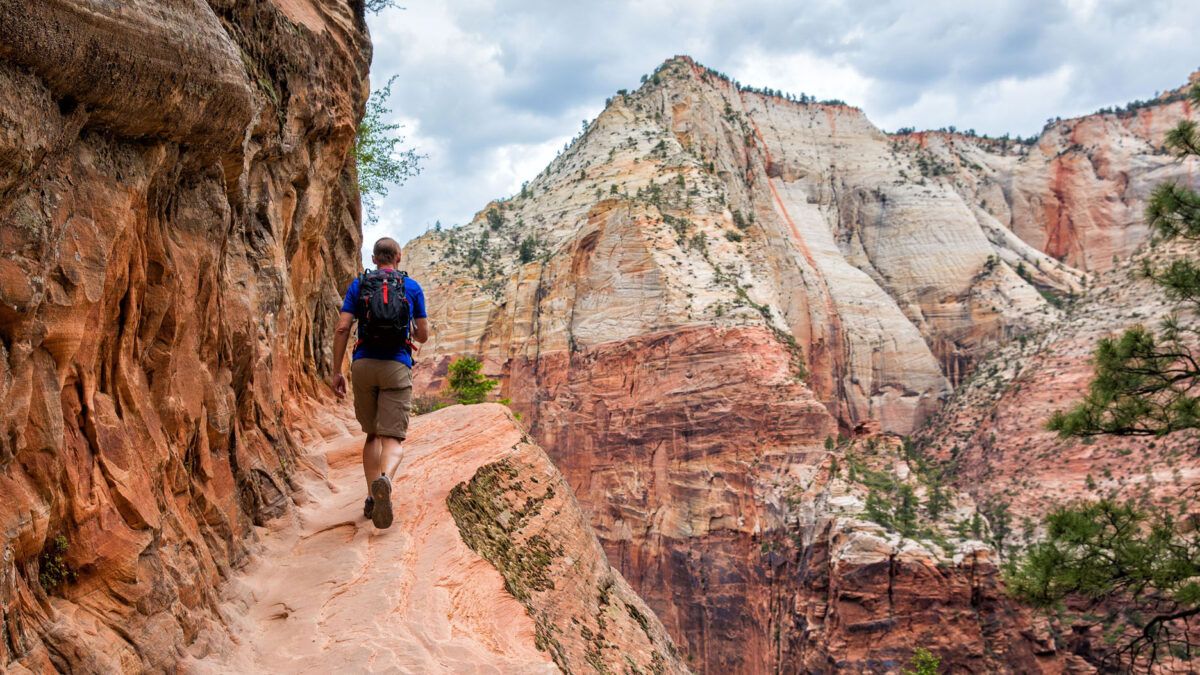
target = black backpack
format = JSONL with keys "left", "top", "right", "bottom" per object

{"left": 354, "top": 269, "right": 411, "bottom": 352}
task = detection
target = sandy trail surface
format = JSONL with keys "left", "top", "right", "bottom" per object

{"left": 185, "top": 406, "right": 556, "bottom": 674}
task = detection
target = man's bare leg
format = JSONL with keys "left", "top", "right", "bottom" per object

{"left": 362, "top": 433, "right": 381, "bottom": 489}
{"left": 366, "top": 435, "right": 402, "bottom": 529}
{"left": 378, "top": 435, "right": 404, "bottom": 481}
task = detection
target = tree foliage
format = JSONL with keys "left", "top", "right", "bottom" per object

{"left": 1047, "top": 324, "right": 1200, "bottom": 436}
{"left": 355, "top": 75, "right": 424, "bottom": 224}
{"left": 1018, "top": 82, "right": 1200, "bottom": 670}
{"left": 446, "top": 357, "right": 498, "bottom": 405}
{"left": 1005, "top": 500, "right": 1200, "bottom": 670}
{"left": 364, "top": 0, "right": 404, "bottom": 14}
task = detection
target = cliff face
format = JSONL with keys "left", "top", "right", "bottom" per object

{"left": 914, "top": 238, "right": 1200, "bottom": 530}
{"left": 892, "top": 75, "right": 1196, "bottom": 275}
{"left": 0, "top": 1, "right": 368, "bottom": 671}
{"left": 397, "top": 56, "right": 1193, "bottom": 672}
{"left": 911, "top": 239, "right": 1200, "bottom": 667}
{"left": 189, "top": 404, "right": 686, "bottom": 674}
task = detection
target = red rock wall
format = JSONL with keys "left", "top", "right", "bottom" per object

{"left": 418, "top": 324, "right": 1068, "bottom": 673}
{"left": 1007, "top": 99, "right": 1196, "bottom": 272}
{"left": 0, "top": 1, "right": 368, "bottom": 670}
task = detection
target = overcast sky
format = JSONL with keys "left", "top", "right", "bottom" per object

{"left": 362, "top": 0, "right": 1199, "bottom": 255}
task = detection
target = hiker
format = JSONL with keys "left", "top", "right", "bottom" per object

{"left": 329, "top": 237, "right": 429, "bottom": 529}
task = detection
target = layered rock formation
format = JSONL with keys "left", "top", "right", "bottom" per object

{"left": 0, "top": 1, "right": 369, "bottom": 670}
{"left": 914, "top": 238, "right": 1200, "bottom": 533}
{"left": 398, "top": 56, "right": 1199, "bottom": 672}
{"left": 892, "top": 72, "right": 1197, "bottom": 274}
{"left": 189, "top": 404, "right": 685, "bottom": 674}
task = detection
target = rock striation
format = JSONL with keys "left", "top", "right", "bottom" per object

{"left": 914, "top": 238, "right": 1200, "bottom": 538}
{"left": 188, "top": 404, "right": 686, "bottom": 674}
{"left": 399, "top": 55, "right": 1195, "bottom": 672}
{"left": 0, "top": 0, "right": 369, "bottom": 671}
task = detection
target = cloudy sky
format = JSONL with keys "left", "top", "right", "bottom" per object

{"left": 363, "top": 0, "right": 1199, "bottom": 253}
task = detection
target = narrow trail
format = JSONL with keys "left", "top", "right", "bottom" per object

{"left": 185, "top": 406, "right": 555, "bottom": 674}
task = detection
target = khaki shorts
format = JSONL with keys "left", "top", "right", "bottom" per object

{"left": 350, "top": 359, "right": 413, "bottom": 439}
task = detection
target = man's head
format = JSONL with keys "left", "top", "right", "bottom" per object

{"left": 371, "top": 237, "right": 401, "bottom": 268}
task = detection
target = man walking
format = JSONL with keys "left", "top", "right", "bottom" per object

{"left": 330, "top": 237, "right": 429, "bottom": 529}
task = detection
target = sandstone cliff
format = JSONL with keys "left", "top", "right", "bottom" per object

{"left": 0, "top": 1, "right": 369, "bottom": 670}
{"left": 188, "top": 404, "right": 686, "bottom": 674}
{"left": 394, "top": 55, "right": 1195, "bottom": 672}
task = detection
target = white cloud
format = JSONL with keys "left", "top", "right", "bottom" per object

{"left": 729, "top": 48, "right": 873, "bottom": 107}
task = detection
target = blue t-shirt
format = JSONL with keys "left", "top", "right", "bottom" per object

{"left": 340, "top": 272, "right": 427, "bottom": 368}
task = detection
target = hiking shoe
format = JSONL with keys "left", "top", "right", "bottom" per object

{"left": 363, "top": 497, "right": 374, "bottom": 520}
{"left": 369, "top": 475, "right": 393, "bottom": 529}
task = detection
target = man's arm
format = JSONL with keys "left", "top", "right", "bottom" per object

{"left": 330, "top": 311, "right": 354, "bottom": 397}
{"left": 411, "top": 317, "right": 429, "bottom": 344}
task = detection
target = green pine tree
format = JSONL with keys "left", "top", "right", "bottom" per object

{"left": 895, "top": 484, "right": 919, "bottom": 535}
{"left": 1048, "top": 83, "right": 1200, "bottom": 438}
{"left": 1006, "top": 500, "right": 1200, "bottom": 669}
{"left": 1010, "top": 82, "right": 1200, "bottom": 670}
{"left": 446, "top": 357, "right": 498, "bottom": 405}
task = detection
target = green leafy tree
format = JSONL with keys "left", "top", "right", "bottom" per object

{"left": 518, "top": 236, "right": 538, "bottom": 264}
{"left": 486, "top": 208, "right": 504, "bottom": 230}
{"left": 1012, "top": 83, "right": 1200, "bottom": 670}
{"left": 895, "top": 484, "right": 919, "bottom": 534}
{"left": 355, "top": 75, "right": 424, "bottom": 224}
{"left": 924, "top": 477, "right": 949, "bottom": 521}
{"left": 447, "top": 356, "right": 498, "bottom": 405}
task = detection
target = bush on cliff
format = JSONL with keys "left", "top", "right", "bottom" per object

{"left": 903, "top": 648, "right": 940, "bottom": 675}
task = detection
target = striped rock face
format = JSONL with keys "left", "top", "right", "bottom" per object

{"left": 0, "top": 1, "right": 369, "bottom": 671}
{"left": 403, "top": 56, "right": 1197, "bottom": 672}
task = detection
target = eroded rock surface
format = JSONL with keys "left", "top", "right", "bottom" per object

{"left": 189, "top": 404, "right": 685, "bottom": 674}
{"left": 0, "top": 1, "right": 369, "bottom": 671}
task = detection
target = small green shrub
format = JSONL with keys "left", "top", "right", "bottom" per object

{"left": 38, "top": 535, "right": 76, "bottom": 593}
{"left": 447, "top": 357, "right": 498, "bottom": 405}
{"left": 904, "top": 647, "right": 940, "bottom": 675}
{"left": 497, "top": 397, "right": 523, "bottom": 421}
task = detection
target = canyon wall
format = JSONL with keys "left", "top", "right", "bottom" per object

{"left": 399, "top": 56, "right": 1199, "bottom": 672}
{"left": 0, "top": 0, "right": 369, "bottom": 670}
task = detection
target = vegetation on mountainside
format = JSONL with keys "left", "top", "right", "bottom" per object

{"left": 1007, "top": 83, "right": 1200, "bottom": 671}
{"left": 37, "top": 535, "right": 76, "bottom": 593}
{"left": 903, "top": 647, "right": 941, "bottom": 675}
{"left": 841, "top": 436, "right": 961, "bottom": 555}
{"left": 447, "top": 356, "right": 498, "bottom": 405}
{"left": 355, "top": 75, "right": 424, "bottom": 223}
